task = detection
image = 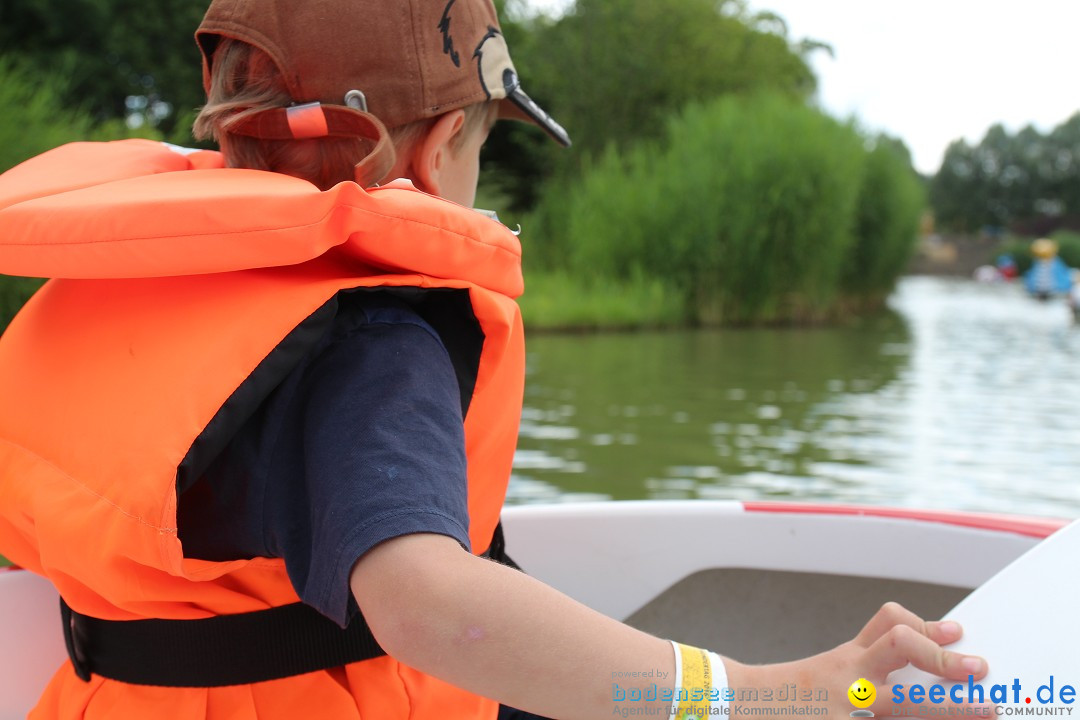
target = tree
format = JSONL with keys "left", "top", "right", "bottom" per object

{"left": 0, "top": 0, "right": 207, "bottom": 140}
{"left": 482, "top": 0, "right": 819, "bottom": 211}
{"left": 930, "top": 113, "right": 1080, "bottom": 233}
{"left": 1046, "top": 114, "right": 1080, "bottom": 219}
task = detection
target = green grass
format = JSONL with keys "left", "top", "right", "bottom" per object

{"left": 520, "top": 270, "right": 686, "bottom": 330}
{"left": 0, "top": 555, "right": 11, "bottom": 568}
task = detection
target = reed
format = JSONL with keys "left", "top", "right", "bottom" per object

{"left": 525, "top": 94, "right": 914, "bottom": 326}
{"left": 842, "top": 138, "right": 926, "bottom": 300}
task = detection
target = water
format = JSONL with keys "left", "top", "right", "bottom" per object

{"left": 511, "top": 276, "right": 1080, "bottom": 519}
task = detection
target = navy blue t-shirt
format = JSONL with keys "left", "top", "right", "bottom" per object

{"left": 177, "top": 291, "right": 472, "bottom": 627}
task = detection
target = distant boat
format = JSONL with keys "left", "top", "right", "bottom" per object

{"left": 1024, "top": 257, "right": 1072, "bottom": 298}
{"left": 1024, "top": 238, "right": 1073, "bottom": 299}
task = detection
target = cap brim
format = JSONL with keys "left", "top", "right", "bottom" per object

{"left": 498, "top": 86, "right": 571, "bottom": 148}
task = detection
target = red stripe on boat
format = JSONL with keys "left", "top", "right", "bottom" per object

{"left": 741, "top": 501, "right": 1065, "bottom": 539}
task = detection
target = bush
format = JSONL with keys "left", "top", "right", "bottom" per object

{"left": 0, "top": 277, "right": 46, "bottom": 334}
{"left": 842, "top": 137, "right": 926, "bottom": 299}
{"left": 527, "top": 94, "right": 872, "bottom": 324}
{"left": 1052, "top": 231, "right": 1080, "bottom": 269}
{"left": 0, "top": 58, "right": 161, "bottom": 333}
{"left": 0, "top": 57, "right": 96, "bottom": 173}
{"left": 0, "top": 60, "right": 71, "bottom": 332}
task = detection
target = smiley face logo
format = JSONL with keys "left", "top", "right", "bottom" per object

{"left": 848, "top": 678, "right": 876, "bottom": 709}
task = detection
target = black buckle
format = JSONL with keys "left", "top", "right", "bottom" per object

{"left": 60, "top": 597, "right": 92, "bottom": 682}
{"left": 483, "top": 521, "right": 522, "bottom": 572}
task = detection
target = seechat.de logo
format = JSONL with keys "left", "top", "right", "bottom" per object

{"left": 850, "top": 678, "right": 877, "bottom": 717}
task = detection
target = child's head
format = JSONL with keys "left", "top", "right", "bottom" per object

{"left": 1031, "top": 237, "right": 1059, "bottom": 260}
{"left": 193, "top": 0, "right": 569, "bottom": 201}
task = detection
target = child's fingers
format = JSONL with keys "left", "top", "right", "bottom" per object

{"left": 855, "top": 602, "right": 964, "bottom": 648}
{"left": 926, "top": 620, "right": 965, "bottom": 646}
{"left": 863, "top": 624, "right": 987, "bottom": 681}
{"left": 855, "top": 602, "right": 934, "bottom": 647}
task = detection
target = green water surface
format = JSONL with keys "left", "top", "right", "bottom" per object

{"left": 512, "top": 277, "right": 1080, "bottom": 519}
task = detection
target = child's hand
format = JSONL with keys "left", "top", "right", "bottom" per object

{"left": 726, "top": 602, "right": 993, "bottom": 718}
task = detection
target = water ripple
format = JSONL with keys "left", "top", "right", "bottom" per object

{"left": 514, "top": 277, "right": 1080, "bottom": 519}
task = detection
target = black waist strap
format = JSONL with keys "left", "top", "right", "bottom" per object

{"left": 61, "top": 522, "right": 521, "bottom": 687}
{"left": 61, "top": 598, "right": 386, "bottom": 687}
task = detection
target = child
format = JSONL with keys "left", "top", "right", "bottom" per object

{"left": 0, "top": 1, "right": 989, "bottom": 718}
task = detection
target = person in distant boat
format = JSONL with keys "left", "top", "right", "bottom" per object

{"left": 996, "top": 253, "right": 1019, "bottom": 281}
{"left": 975, "top": 253, "right": 1018, "bottom": 282}
{"left": 0, "top": 1, "right": 993, "bottom": 718}
{"left": 1024, "top": 238, "right": 1073, "bottom": 300}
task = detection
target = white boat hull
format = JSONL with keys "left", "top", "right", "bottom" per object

{"left": 0, "top": 501, "right": 1064, "bottom": 719}
{"left": 500, "top": 501, "right": 1059, "bottom": 663}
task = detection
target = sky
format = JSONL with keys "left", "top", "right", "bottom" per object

{"left": 524, "top": 0, "right": 1080, "bottom": 175}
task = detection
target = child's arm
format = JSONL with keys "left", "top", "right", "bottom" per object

{"left": 351, "top": 533, "right": 987, "bottom": 720}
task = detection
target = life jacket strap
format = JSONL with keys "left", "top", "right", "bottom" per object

{"left": 61, "top": 596, "right": 386, "bottom": 687}
{"left": 59, "top": 522, "right": 521, "bottom": 686}
{"left": 486, "top": 520, "right": 521, "bottom": 571}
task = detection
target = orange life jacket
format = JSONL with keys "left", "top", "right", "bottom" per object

{"left": 0, "top": 139, "right": 525, "bottom": 719}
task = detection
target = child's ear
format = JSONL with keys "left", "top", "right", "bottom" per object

{"left": 408, "top": 109, "right": 467, "bottom": 198}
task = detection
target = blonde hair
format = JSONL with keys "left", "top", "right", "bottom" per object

{"left": 194, "top": 39, "right": 492, "bottom": 190}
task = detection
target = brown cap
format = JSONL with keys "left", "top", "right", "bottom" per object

{"left": 196, "top": 0, "right": 570, "bottom": 148}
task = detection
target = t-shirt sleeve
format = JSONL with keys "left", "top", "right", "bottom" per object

{"left": 280, "top": 315, "right": 471, "bottom": 627}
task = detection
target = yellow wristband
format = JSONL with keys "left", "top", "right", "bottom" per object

{"left": 675, "top": 642, "right": 711, "bottom": 719}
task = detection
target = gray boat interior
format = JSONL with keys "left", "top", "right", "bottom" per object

{"left": 623, "top": 568, "right": 972, "bottom": 664}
